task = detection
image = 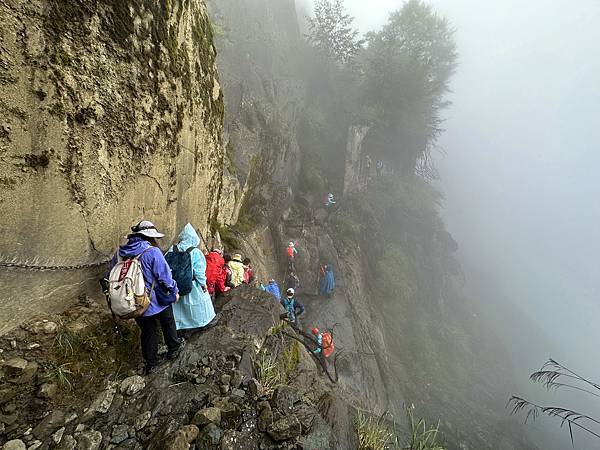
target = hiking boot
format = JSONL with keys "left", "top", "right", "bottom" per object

{"left": 167, "top": 339, "right": 186, "bottom": 360}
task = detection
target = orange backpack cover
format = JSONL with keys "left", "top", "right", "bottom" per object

{"left": 322, "top": 332, "right": 334, "bottom": 358}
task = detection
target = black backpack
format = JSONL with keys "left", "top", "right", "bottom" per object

{"left": 165, "top": 246, "right": 195, "bottom": 296}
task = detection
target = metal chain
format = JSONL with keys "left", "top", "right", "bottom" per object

{"left": 0, "top": 258, "right": 111, "bottom": 271}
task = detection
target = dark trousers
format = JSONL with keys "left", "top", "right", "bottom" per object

{"left": 135, "top": 305, "right": 181, "bottom": 367}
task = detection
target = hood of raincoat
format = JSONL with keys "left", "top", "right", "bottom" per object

{"left": 176, "top": 223, "right": 200, "bottom": 251}
{"left": 118, "top": 236, "right": 151, "bottom": 258}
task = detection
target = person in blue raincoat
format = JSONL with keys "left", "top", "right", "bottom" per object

{"left": 319, "top": 264, "right": 335, "bottom": 298}
{"left": 167, "top": 224, "right": 216, "bottom": 331}
{"left": 264, "top": 279, "right": 281, "bottom": 301}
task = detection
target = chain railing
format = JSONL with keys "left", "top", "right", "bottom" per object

{"left": 0, "top": 257, "right": 111, "bottom": 272}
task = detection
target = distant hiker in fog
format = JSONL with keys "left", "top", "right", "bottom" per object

{"left": 286, "top": 241, "right": 298, "bottom": 265}
{"left": 281, "top": 288, "right": 305, "bottom": 328}
{"left": 205, "top": 248, "right": 226, "bottom": 299}
{"left": 243, "top": 257, "right": 254, "bottom": 284}
{"left": 319, "top": 263, "right": 335, "bottom": 298}
{"left": 105, "top": 220, "right": 182, "bottom": 375}
{"left": 265, "top": 278, "right": 281, "bottom": 301}
{"left": 166, "top": 224, "right": 216, "bottom": 334}
{"left": 324, "top": 193, "right": 336, "bottom": 207}
{"left": 376, "top": 159, "right": 384, "bottom": 176}
{"left": 229, "top": 253, "right": 245, "bottom": 287}
{"left": 365, "top": 154, "right": 372, "bottom": 179}
{"left": 285, "top": 270, "right": 300, "bottom": 291}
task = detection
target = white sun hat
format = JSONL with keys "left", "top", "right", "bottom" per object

{"left": 131, "top": 220, "right": 165, "bottom": 238}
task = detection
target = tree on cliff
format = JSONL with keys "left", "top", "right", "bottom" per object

{"left": 361, "top": 0, "right": 458, "bottom": 176}
{"left": 307, "top": 0, "right": 364, "bottom": 64}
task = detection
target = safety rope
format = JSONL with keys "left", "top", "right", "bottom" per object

{"left": 0, "top": 258, "right": 111, "bottom": 271}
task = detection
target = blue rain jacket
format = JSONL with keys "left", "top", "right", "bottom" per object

{"left": 265, "top": 280, "right": 281, "bottom": 301}
{"left": 319, "top": 266, "right": 335, "bottom": 296}
{"left": 107, "top": 236, "right": 179, "bottom": 317}
{"left": 167, "top": 224, "right": 215, "bottom": 330}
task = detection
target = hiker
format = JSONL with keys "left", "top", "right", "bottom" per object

{"left": 166, "top": 224, "right": 216, "bottom": 333}
{"left": 223, "top": 254, "right": 235, "bottom": 290}
{"left": 105, "top": 220, "right": 182, "bottom": 375}
{"left": 205, "top": 248, "right": 226, "bottom": 298}
{"left": 229, "top": 253, "right": 245, "bottom": 287}
{"left": 319, "top": 264, "right": 335, "bottom": 298}
{"left": 242, "top": 257, "right": 255, "bottom": 284}
{"left": 376, "top": 159, "right": 384, "bottom": 176}
{"left": 264, "top": 278, "right": 281, "bottom": 301}
{"left": 285, "top": 270, "right": 300, "bottom": 291}
{"left": 286, "top": 241, "right": 298, "bottom": 262}
{"left": 324, "top": 193, "right": 336, "bottom": 207}
{"left": 280, "top": 288, "right": 305, "bottom": 328}
{"left": 311, "top": 327, "right": 334, "bottom": 358}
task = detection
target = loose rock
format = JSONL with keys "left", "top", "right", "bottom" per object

{"left": 195, "top": 423, "right": 221, "bottom": 449}
{"left": 247, "top": 378, "right": 263, "bottom": 399}
{"left": 120, "top": 375, "right": 145, "bottom": 396}
{"left": 267, "top": 415, "right": 302, "bottom": 442}
{"left": 133, "top": 411, "right": 151, "bottom": 431}
{"left": 166, "top": 425, "right": 199, "bottom": 450}
{"left": 271, "top": 386, "right": 297, "bottom": 415}
{"left": 2, "top": 440, "right": 26, "bottom": 450}
{"left": 37, "top": 382, "right": 58, "bottom": 400}
{"left": 75, "top": 430, "right": 102, "bottom": 450}
{"left": 192, "top": 407, "right": 221, "bottom": 427}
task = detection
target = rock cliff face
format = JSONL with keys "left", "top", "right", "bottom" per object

{"left": 0, "top": 0, "right": 225, "bottom": 333}
{"left": 206, "top": 0, "right": 306, "bottom": 223}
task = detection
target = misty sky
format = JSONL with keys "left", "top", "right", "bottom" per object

{"left": 332, "top": 0, "right": 600, "bottom": 367}
{"left": 321, "top": 0, "right": 600, "bottom": 446}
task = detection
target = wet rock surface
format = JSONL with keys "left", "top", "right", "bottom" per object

{"left": 0, "top": 288, "right": 350, "bottom": 449}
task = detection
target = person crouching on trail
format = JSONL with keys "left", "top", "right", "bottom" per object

{"left": 280, "top": 288, "right": 305, "bottom": 328}
{"left": 105, "top": 220, "right": 182, "bottom": 375}
{"left": 205, "top": 248, "right": 226, "bottom": 299}
{"left": 166, "top": 224, "right": 216, "bottom": 334}
{"left": 311, "top": 327, "right": 334, "bottom": 359}
{"left": 229, "top": 253, "right": 245, "bottom": 287}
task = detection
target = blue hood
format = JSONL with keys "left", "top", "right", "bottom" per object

{"left": 176, "top": 223, "right": 200, "bottom": 251}
{"left": 119, "top": 236, "right": 151, "bottom": 258}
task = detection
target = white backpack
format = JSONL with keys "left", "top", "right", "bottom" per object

{"left": 108, "top": 249, "right": 153, "bottom": 319}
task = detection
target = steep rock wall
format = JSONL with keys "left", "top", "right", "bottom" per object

{"left": 207, "top": 0, "right": 306, "bottom": 222}
{"left": 0, "top": 0, "right": 224, "bottom": 333}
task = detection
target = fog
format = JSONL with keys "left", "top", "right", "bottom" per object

{"left": 303, "top": 0, "right": 600, "bottom": 447}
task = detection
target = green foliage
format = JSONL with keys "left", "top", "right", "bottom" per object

{"left": 404, "top": 406, "right": 444, "bottom": 450}
{"left": 355, "top": 412, "right": 397, "bottom": 450}
{"left": 256, "top": 340, "right": 301, "bottom": 394}
{"left": 47, "top": 362, "right": 74, "bottom": 390}
{"left": 307, "top": 0, "right": 364, "bottom": 64}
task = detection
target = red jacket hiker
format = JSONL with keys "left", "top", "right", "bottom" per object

{"left": 205, "top": 250, "right": 226, "bottom": 295}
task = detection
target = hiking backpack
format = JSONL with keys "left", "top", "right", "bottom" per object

{"left": 321, "top": 331, "right": 334, "bottom": 358}
{"left": 107, "top": 249, "right": 152, "bottom": 319}
{"left": 165, "top": 246, "right": 195, "bottom": 296}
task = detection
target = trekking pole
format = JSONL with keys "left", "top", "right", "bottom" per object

{"left": 196, "top": 228, "right": 211, "bottom": 253}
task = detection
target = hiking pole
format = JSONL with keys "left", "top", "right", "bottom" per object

{"left": 100, "top": 278, "right": 121, "bottom": 336}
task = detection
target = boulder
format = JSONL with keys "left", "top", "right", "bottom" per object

{"left": 55, "top": 434, "right": 76, "bottom": 450}
{"left": 257, "top": 407, "right": 273, "bottom": 432}
{"left": 230, "top": 370, "right": 243, "bottom": 388}
{"left": 37, "top": 382, "right": 58, "bottom": 400}
{"left": 267, "top": 415, "right": 302, "bottom": 442}
{"left": 247, "top": 378, "right": 263, "bottom": 399}
{"left": 110, "top": 424, "right": 130, "bottom": 444}
{"left": 271, "top": 386, "right": 298, "bottom": 415}
{"left": 75, "top": 430, "right": 102, "bottom": 450}
{"left": 165, "top": 425, "right": 199, "bottom": 450}
{"left": 195, "top": 423, "right": 222, "bottom": 449}
{"left": 119, "top": 376, "right": 145, "bottom": 396}
{"left": 32, "top": 409, "right": 65, "bottom": 440}
{"left": 191, "top": 407, "right": 221, "bottom": 427}
{"left": 133, "top": 411, "right": 152, "bottom": 431}
{"left": 1, "top": 440, "right": 26, "bottom": 450}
